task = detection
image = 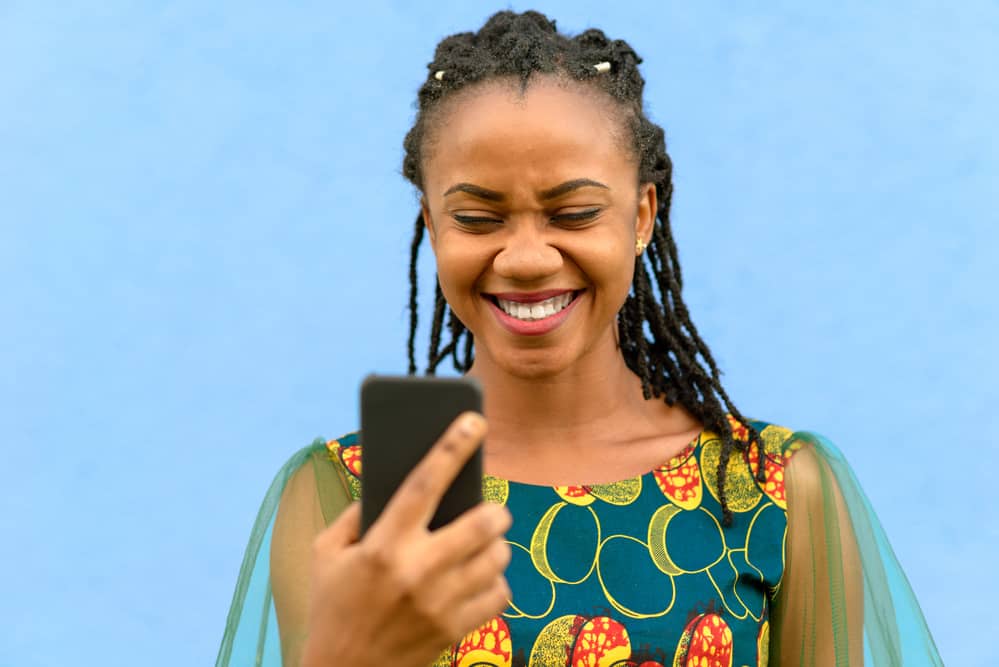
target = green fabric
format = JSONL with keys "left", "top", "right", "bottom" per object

{"left": 310, "top": 446, "right": 353, "bottom": 526}
{"left": 808, "top": 433, "right": 942, "bottom": 665}
{"left": 215, "top": 429, "right": 943, "bottom": 666}
{"left": 215, "top": 439, "right": 328, "bottom": 667}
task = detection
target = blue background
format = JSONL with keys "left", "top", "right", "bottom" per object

{"left": 3, "top": 1, "right": 996, "bottom": 665}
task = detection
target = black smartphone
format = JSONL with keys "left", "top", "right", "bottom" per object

{"left": 359, "top": 374, "right": 484, "bottom": 534}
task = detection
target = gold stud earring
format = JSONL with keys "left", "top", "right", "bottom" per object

{"left": 635, "top": 238, "right": 647, "bottom": 255}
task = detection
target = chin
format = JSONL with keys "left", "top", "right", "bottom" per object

{"left": 486, "top": 345, "right": 579, "bottom": 381}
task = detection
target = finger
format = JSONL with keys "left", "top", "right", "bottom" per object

{"left": 372, "top": 412, "right": 486, "bottom": 536}
{"left": 425, "top": 537, "right": 511, "bottom": 611}
{"left": 447, "top": 575, "right": 511, "bottom": 639}
{"left": 314, "top": 501, "right": 361, "bottom": 552}
{"left": 450, "top": 540, "right": 512, "bottom": 594}
{"left": 423, "top": 503, "right": 511, "bottom": 570}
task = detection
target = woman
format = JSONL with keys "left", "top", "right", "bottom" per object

{"left": 216, "top": 11, "right": 942, "bottom": 666}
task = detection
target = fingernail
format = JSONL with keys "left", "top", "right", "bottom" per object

{"left": 458, "top": 413, "right": 485, "bottom": 436}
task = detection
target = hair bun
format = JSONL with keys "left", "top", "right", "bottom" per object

{"left": 479, "top": 10, "right": 557, "bottom": 43}
{"left": 575, "top": 28, "right": 612, "bottom": 50}
{"left": 608, "top": 38, "right": 643, "bottom": 67}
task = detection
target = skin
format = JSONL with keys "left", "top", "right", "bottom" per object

{"left": 296, "top": 77, "right": 703, "bottom": 667}
{"left": 421, "top": 78, "right": 702, "bottom": 484}
{"left": 300, "top": 414, "right": 513, "bottom": 667}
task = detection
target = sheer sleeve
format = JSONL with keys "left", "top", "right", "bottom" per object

{"left": 215, "top": 440, "right": 353, "bottom": 667}
{"left": 770, "top": 432, "right": 943, "bottom": 666}
{"left": 270, "top": 449, "right": 347, "bottom": 666}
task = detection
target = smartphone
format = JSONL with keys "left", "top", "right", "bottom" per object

{"left": 359, "top": 374, "right": 484, "bottom": 534}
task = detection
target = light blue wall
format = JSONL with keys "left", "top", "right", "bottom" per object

{"left": 3, "top": 1, "right": 995, "bottom": 664}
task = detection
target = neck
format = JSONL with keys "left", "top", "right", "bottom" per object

{"left": 467, "top": 332, "right": 650, "bottom": 454}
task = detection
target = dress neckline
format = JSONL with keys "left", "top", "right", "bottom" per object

{"left": 481, "top": 429, "right": 705, "bottom": 490}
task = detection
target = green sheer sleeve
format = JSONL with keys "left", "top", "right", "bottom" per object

{"left": 215, "top": 431, "right": 943, "bottom": 666}
{"left": 771, "top": 432, "right": 943, "bottom": 666}
{"left": 215, "top": 438, "right": 353, "bottom": 667}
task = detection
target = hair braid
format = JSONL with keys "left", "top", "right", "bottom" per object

{"left": 407, "top": 213, "right": 425, "bottom": 375}
{"left": 427, "top": 282, "right": 446, "bottom": 372}
{"left": 447, "top": 310, "right": 466, "bottom": 370}
{"left": 400, "top": 10, "right": 764, "bottom": 526}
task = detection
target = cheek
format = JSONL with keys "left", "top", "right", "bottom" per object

{"left": 597, "top": 257, "right": 636, "bottom": 313}
{"left": 433, "top": 237, "right": 489, "bottom": 310}
{"left": 569, "top": 234, "right": 636, "bottom": 300}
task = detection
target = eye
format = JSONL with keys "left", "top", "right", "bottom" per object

{"left": 551, "top": 208, "right": 601, "bottom": 226}
{"left": 451, "top": 213, "right": 503, "bottom": 228}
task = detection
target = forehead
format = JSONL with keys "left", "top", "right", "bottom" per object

{"left": 421, "top": 78, "right": 636, "bottom": 194}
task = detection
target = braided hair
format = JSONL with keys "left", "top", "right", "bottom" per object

{"left": 401, "top": 10, "right": 764, "bottom": 526}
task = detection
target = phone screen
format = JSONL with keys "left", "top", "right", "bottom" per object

{"left": 359, "top": 375, "right": 484, "bottom": 534}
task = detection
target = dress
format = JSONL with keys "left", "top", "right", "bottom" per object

{"left": 215, "top": 417, "right": 943, "bottom": 666}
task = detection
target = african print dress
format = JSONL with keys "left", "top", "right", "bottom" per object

{"left": 215, "top": 417, "right": 943, "bottom": 666}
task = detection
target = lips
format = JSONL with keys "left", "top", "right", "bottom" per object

{"left": 483, "top": 289, "right": 583, "bottom": 336}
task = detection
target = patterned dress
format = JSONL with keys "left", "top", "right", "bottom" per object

{"left": 326, "top": 416, "right": 802, "bottom": 667}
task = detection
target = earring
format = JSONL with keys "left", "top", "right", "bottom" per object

{"left": 635, "top": 238, "right": 647, "bottom": 255}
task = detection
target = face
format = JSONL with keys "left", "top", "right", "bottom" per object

{"left": 420, "top": 78, "right": 656, "bottom": 380}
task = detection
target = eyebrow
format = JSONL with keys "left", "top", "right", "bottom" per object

{"left": 442, "top": 183, "right": 504, "bottom": 201}
{"left": 442, "top": 178, "right": 610, "bottom": 202}
{"left": 539, "top": 178, "right": 609, "bottom": 200}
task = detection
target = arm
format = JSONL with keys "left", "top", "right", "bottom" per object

{"left": 770, "top": 438, "right": 865, "bottom": 666}
{"left": 271, "top": 453, "right": 351, "bottom": 667}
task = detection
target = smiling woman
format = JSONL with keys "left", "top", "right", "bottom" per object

{"left": 216, "top": 10, "right": 943, "bottom": 667}
{"left": 422, "top": 82, "right": 654, "bottom": 382}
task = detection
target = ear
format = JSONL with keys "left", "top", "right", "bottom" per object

{"left": 635, "top": 182, "right": 657, "bottom": 246}
{"left": 420, "top": 196, "right": 437, "bottom": 250}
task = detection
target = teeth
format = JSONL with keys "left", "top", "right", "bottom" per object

{"left": 496, "top": 293, "right": 574, "bottom": 321}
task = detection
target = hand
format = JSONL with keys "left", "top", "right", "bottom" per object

{"left": 301, "top": 412, "right": 512, "bottom": 667}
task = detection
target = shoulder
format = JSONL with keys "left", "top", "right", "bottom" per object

{"left": 741, "top": 421, "right": 847, "bottom": 516}
{"left": 716, "top": 416, "right": 826, "bottom": 511}
{"left": 274, "top": 431, "right": 362, "bottom": 530}
{"left": 714, "top": 415, "right": 808, "bottom": 471}
{"left": 325, "top": 431, "right": 362, "bottom": 500}
{"left": 267, "top": 432, "right": 362, "bottom": 504}
{"left": 272, "top": 434, "right": 351, "bottom": 498}
{"left": 737, "top": 416, "right": 805, "bottom": 461}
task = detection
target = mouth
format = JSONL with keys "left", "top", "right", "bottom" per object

{"left": 483, "top": 290, "right": 583, "bottom": 329}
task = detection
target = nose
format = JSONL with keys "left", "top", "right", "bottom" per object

{"left": 492, "top": 225, "right": 563, "bottom": 283}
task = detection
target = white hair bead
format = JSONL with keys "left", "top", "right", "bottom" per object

{"left": 594, "top": 61, "right": 611, "bottom": 73}
{"left": 434, "top": 70, "right": 445, "bottom": 81}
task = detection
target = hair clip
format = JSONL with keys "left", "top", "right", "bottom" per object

{"left": 594, "top": 61, "right": 611, "bottom": 74}
{"left": 434, "top": 70, "right": 445, "bottom": 81}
